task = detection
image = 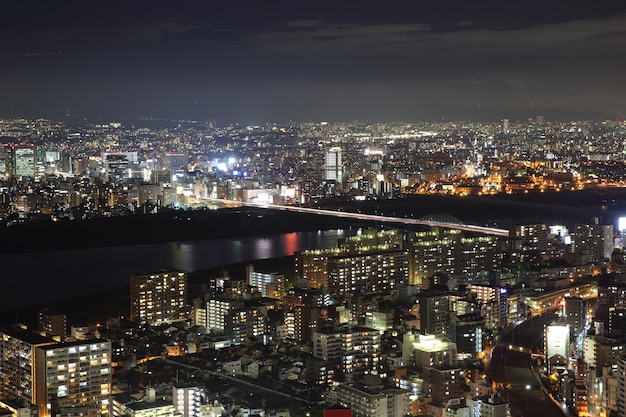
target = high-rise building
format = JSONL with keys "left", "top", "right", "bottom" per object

{"left": 467, "top": 284, "right": 519, "bottom": 329}
{"left": 414, "top": 291, "right": 450, "bottom": 340}
{"left": 454, "top": 313, "right": 484, "bottom": 358}
{"left": 564, "top": 297, "right": 587, "bottom": 340}
{"left": 130, "top": 270, "right": 188, "bottom": 325}
{"left": 246, "top": 265, "right": 285, "bottom": 298}
{"left": 205, "top": 298, "right": 244, "bottom": 333}
{"left": 509, "top": 224, "right": 548, "bottom": 260}
{"left": 501, "top": 118, "right": 510, "bottom": 134}
{"left": 545, "top": 324, "right": 570, "bottom": 369}
{"left": 327, "top": 250, "right": 408, "bottom": 296}
{"left": 313, "top": 327, "right": 380, "bottom": 382}
{"left": 423, "top": 365, "right": 462, "bottom": 406}
{"left": 172, "top": 385, "right": 200, "bottom": 417}
{"left": 226, "top": 307, "right": 266, "bottom": 345}
{"left": 0, "top": 327, "right": 111, "bottom": 417}
{"left": 408, "top": 228, "right": 499, "bottom": 286}
{"left": 5, "top": 144, "right": 36, "bottom": 179}
{"left": 0, "top": 327, "right": 55, "bottom": 404}
{"left": 574, "top": 223, "right": 614, "bottom": 262}
{"left": 35, "top": 340, "right": 112, "bottom": 417}
{"left": 295, "top": 229, "right": 406, "bottom": 289}
{"left": 325, "top": 147, "right": 343, "bottom": 184}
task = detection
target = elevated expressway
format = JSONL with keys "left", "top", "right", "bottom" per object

{"left": 200, "top": 198, "right": 510, "bottom": 237}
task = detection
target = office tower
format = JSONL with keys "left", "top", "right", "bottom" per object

{"left": 35, "top": 340, "right": 112, "bottom": 417}
{"left": 172, "top": 385, "right": 200, "bottom": 417}
{"left": 407, "top": 228, "right": 498, "bottom": 286}
{"left": 130, "top": 270, "right": 188, "bottom": 325}
{"left": 574, "top": 223, "right": 614, "bottom": 262}
{"left": 325, "top": 147, "right": 343, "bottom": 184}
{"left": 38, "top": 309, "right": 67, "bottom": 341}
{"left": 312, "top": 327, "right": 380, "bottom": 382}
{"left": 423, "top": 365, "right": 462, "bottom": 406}
{"left": 246, "top": 265, "right": 285, "bottom": 298}
{"left": 5, "top": 144, "right": 36, "bottom": 179}
{"left": 414, "top": 291, "right": 450, "bottom": 340}
{"left": 0, "top": 327, "right": 55, "bottom": 404}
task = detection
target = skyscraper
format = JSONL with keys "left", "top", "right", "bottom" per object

{"left": 4, "top": 144, "right": 36, "bottom": 179}
{"left": 325, "top": 147, "right": 343, "bottom": 184}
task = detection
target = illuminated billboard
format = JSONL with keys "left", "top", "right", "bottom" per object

{"left": 546, "top": 324, "right": 569, "bottom": 360}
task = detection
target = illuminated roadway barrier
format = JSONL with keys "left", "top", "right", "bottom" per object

{"left": 200, "top": 198, "right": 510, "bottom": 237}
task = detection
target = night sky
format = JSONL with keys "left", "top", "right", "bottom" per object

{"left": 1, "top": 0, "right": 626, "bottom": 124}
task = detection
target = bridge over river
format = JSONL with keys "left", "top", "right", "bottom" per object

{"left": 201, "top": 198, "right": 510, "bottom": 237}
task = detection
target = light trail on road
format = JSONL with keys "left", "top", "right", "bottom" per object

{"left": 200, "top": 198, "right": 510, "bottom": 237}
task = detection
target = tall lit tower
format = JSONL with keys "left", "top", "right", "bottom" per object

{"left": 325, "top": 147, "right": 343, "bottom": 184}
{"left": 5, "top": 144, "right": 36, "bottom": 178}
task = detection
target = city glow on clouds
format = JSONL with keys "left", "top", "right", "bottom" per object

{"left": 0, "top": 1, "right": 625, "bottom": 122}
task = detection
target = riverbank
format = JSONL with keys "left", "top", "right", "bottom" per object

{"left": 0, "top": 255, "right": 296, "bottom": 328}
{"left": 0, "top": 207, "right": 363, "bottom": 254}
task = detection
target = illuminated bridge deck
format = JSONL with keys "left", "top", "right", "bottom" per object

{"left": 200, "top": 198, "right": 510, "bottom": 237}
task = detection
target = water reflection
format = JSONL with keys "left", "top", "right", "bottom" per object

{"left": 169, "top": 242, "right": 196, "bottom": 271}
{"left": 0, "top": 229, "right": 353, "bottom": 312}
{"left": 283, "top": 233, "right": 299, "bottom": 255}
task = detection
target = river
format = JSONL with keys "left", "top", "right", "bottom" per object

{"left": 0, "top": 229, "right": 352, "bottom": 312}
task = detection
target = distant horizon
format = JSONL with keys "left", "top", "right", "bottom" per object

{"left": 1, "top": 1, "right": 625, "bottom": 127}
{"left": 0, "top": 104, "right": 621, "bottom": 128}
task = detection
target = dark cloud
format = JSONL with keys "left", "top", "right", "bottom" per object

{"left": 0, "top": 1, "right": 625, "bottom": 122}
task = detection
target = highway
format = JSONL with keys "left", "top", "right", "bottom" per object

{"left": 490, "top": 312, "right": 568, "bottom": 417}
{"left": 200, "top": 198, "right": 510, "bottom": 237}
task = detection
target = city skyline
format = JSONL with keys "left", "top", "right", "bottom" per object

{"left": 1, "top": 1, "right": 626, "bottom": 124}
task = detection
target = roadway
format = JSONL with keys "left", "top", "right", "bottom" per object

{"left": 200, "top": 198, "right": 510, "bottom": 237}
{"left": 490, "top": 312, "right": 569, "bottom": 417}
